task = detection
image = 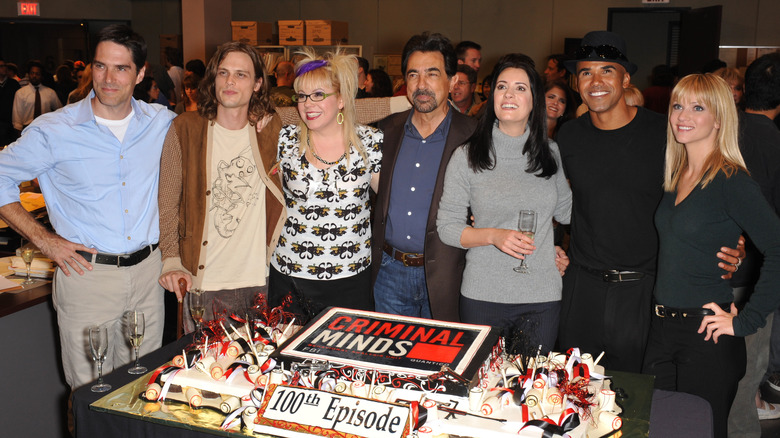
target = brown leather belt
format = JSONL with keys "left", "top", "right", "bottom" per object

{"left": 383, "top": 243, "right": 424, "bottom": 267}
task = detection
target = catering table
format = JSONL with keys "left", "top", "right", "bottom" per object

{"left": 0, "top": 278, "right": 70, "bottom": 438}
{"left": 73, "top": 333, "right": 691, "bottom": 438}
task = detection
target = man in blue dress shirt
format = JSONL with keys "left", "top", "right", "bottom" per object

{"left": 372, "top": 33, "right": 477, "bottom": 321}
{"left": 0, "top": 25, "right": 175, "bottom": 390}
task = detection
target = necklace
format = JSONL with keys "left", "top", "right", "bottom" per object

{"left": 307, "top": 131, "right": 346, "bottom": 166}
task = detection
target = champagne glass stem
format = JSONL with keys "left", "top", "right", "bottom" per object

{"left": 25, "top": 263, "right": 31, "bottom": 283}
{"left": 134, "top": 346, "right": 140, "bottom": 368}
{"left": 97, "top": 359, "right": 104, "bottom": 385}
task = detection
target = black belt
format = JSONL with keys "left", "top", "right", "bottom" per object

{"left": 654, "top": 303, "right": 731, "bottom": 319}
{"left": 581, "top": 266, "right": 645, "bottom": 282}
{"left": 76, "top": 244, "right": 158, "bottom": 267}
{"left": 383, "top": 243, "right": 424, "bottom": 267}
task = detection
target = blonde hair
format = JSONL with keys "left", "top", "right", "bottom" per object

{"left": 663, "top": 73, "right": 746, "bottom": 192}
{"left": 293, "top": 48, "right": 367, "bottom": 165}
{"left": 714, "top": 67, "right": 744, "bottom": 87}
{"left": 624, "top": 83, "right": 644, "bottom": 107}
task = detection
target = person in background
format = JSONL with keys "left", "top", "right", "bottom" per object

{"left": 270, "top": 61, "right": 296, "bottom": 107}
{"left": 544, "top": 79, "right": 576, "bottom": 140}
{"left": 12, "top": 60, "right": 61, "bottom": 133}
{"left": 727, "top": 52, "right": 780, "bottom": 433}
{"left": 643, "top": 73, "right": 780, "bottom": 438}
{"left": 185, "top": 58, "right": 206, "bottom": 79}
{"left": 0, "top": 57, "right": 20, "bottom": 147}
{"left": 268, "top": 49, "right": 382, "bottom": 321}
{"left": 715, "top": 67, "right": 744, "bottom": 108}
{"left": 543, "top": 54, "right": 569, "bottom": 83}
{"left": 624, "top": 83, "right": 645, "bottom": 107}
{"left": 164, "top": 47, "right": 184, "bottom": 105}
{"left": 365, "top": 69, "right": 393, "bottom": 98}
{"left": 356, "top": 56, "right": 369, "bottom": 98}
{"left": 437, "top": 53, "right": 571, "bottom": 352}
{"left": 455, "top": 40, "right": 482, "bottom": 73}
{"left": 174, "top": 74, "right": 200, "bottom": 114}
{"left": 67, "top": 63, "right": 92, "bottom": 104}
{"left": 54, "top": 64, "right": 76, "bottom": 106}
{"left": 451, "top": 64, "right": 479, "bottom": 116}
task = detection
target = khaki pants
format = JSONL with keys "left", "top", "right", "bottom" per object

{"left": 52, "top": 248, "right": 164, "bottom": 390}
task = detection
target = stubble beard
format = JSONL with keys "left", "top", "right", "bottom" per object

{"left": 412, "top": 89, "right": 438, "bottom": 113}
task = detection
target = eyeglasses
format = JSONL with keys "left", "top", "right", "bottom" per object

{"left": 573, "top": 45, "right": 628, "bottom": 62}
{"left": 292, "top": 91, "right": 336, "bottom": 103}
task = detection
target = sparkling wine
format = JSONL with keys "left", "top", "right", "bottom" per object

{"left": 21, "top": 248, "right": 34, "bottom": 264}
{"left": 191, "top": 306, "right": 205, "bottom": 322}
{"left": 129, "top": 333, "right": 144, "bottom": 348}
{"left": 522, "top": 231, "right": 535, "bottom": 239}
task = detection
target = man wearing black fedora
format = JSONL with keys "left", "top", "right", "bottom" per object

{"left": 556, "top": 31, "right": 742, "bottom": 373}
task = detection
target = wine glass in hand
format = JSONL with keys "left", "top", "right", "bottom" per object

{"left": 89, "top": 325, "right": 111, "bottom": 392}
{"left": 123, "top": 311, "right": 147, "bottom": 374}
{"left": 513, "top": 210, "right": 537, "bottom": 274}
{"left": 189, "top": 288, "right": 206, "bottom": 342}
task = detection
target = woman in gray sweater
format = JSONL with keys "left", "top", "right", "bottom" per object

{"left": 437, "top": 54, "right": 571, "bottom": 353}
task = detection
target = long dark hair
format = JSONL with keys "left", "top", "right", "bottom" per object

{"left": 467, "top": 53, "right": 557, "bottom": 178}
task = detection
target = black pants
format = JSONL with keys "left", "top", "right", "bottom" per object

{"left": 643, "top": 312, "right": 746, "bottom": 438}
{"left": 558, "top": 263, "right": 654, "bottom": 372}
{"left": 460, "top": 295, "right": 560, "bottom": 355}
{"left": 268, "top": 266, "right": 372, "bottom": 323}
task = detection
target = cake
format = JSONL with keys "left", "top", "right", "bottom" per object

{"left": 143, "top": 307, "right": 623, "bottom": 438}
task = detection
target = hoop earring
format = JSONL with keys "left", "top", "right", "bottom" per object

{"left": 337, "top": 112, "right": 344, "bottom": 125}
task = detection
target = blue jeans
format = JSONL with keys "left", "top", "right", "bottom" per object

{"left": 373, "top": 252, "right": 432, "bottom": 318}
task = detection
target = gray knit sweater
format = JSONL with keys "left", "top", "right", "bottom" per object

{"left": 437, "top": 124, "right": 572, "bottom": 304}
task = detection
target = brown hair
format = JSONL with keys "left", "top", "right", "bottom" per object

{"left": 198, "top": 42, "right": 273, "bottom": 123}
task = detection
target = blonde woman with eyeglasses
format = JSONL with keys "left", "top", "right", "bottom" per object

{"left": 268, "top": 49, "right": 382, "bottom": 321}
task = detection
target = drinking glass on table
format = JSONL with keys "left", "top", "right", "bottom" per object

{"left": 19, "top": 241, "right": 36, "bottom": 285}
{"left": 513, "top": 210, "right": 537, "bottom": 274}
{"left": 189, "top": 288, "right": 206, "bottom": 342}
{"left": 123, "top": 310, "right": 147, "bottom": 374}
{"left": 88, "top": 325, "right": 111, "bottom": 392}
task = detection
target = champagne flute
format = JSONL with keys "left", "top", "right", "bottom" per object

{"left": 123, "top": 311, "right": 147, "bottom": 374}
{"left": 20, "top": 244, "right": 35, "bottom": 285}
{"left": 189, "top": 288, "right": 206, "bottom": 342}
{"left": 514, "top": 210, "right": 537, "bottom": 274}
{"left": 89, "top": 325, "right": 111, "bottom": 392}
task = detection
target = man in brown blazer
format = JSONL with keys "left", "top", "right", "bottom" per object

{"left": 372, "top": 33, "right": 477, "bottom": 322}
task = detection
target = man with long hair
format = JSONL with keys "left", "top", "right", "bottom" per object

{"left": 158, "top": 42, "right": 285, "bottom": 329}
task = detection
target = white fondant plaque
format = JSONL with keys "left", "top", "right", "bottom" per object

{"left": 259, "top": 385, "right": 410, "bottom": 438}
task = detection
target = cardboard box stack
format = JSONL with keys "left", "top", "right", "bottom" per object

{"left": 305, "top": 20, "right": 348, "bottom": 45}
{"left": 278, "top": 20, "right": 305, "bottom": 45}
{"left": 231, "top": 21, "right": 274, "bottom": 45}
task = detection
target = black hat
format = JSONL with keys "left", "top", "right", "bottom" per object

{"left": 564, "top": 31, "right": 638, "bottom": 76}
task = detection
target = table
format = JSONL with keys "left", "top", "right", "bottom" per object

{"left": 73, "top": 334, "right": 667, "bottom": 438}
{"left": 0, "top": 279, "right": 71, "bottom": 438}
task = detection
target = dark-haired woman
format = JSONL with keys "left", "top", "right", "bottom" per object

{"left": 544, "top": 79, "right": 576, "bottom": 140}
{"left": 437, "top": 54, "right": 571, "bottom": 352}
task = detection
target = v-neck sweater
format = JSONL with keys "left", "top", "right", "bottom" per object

{"left": 654, "top": 170, "right": 780, "bottom": 336}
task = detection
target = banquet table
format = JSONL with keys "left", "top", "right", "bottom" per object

{"left": 72, "top": 332, "right": 691, "bottom": 438}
